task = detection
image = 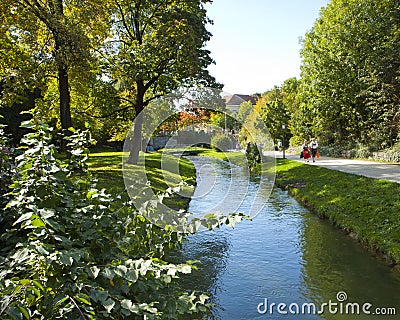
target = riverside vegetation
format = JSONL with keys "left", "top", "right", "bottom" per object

{"left": 0, "top": 122, "right": 247, "bottom": 320}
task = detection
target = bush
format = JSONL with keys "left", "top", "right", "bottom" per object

{"left": 0, "top": 125, "right": 16, "bottom": 209}
{"left": 0, "top": 120, "right": 246, "bottom": 319}
{"left": 319, "top": 143, "right": 400, "bottom": 163}
{"left": 245, "top": 142, "right": 261, "bottom": 170}
{"left": 355, "top": 145, "right": 371, "bottom": 159}
{"left": 210, "top": 133, "right": 234, "bottom": 152}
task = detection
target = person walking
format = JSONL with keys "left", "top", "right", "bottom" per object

{"left": 302, "top": 140, "right": 311, "bottom": 163}
{"left": 310, "top": 138, "right": 319, "bottom": 162}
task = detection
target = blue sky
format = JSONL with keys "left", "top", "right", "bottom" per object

{"left": 205, "top": 0, "right": 330, "bottom": 95}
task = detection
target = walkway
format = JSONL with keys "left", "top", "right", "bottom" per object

{"left": 283, "top": 153, "right": 400, "bottom": 184}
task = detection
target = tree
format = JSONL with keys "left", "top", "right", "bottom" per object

{"left": 0, "top": 0, "right": 109, "bottom": 144}
{"left": 109, "top": 0, "right": 219, "bottom": 164}
{"left": 209, "top": 111, "right": 236, "bottom": 131}
{"left": 300, "top": 0, "right": 400, "bottom": 148}
{"left": 236, "top": 101, "right": 254, "bottom": 127}
{"left": 258, "top": 86, "right": 290, "bottom": 144}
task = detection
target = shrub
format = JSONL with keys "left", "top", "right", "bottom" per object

{"left": 210, "top": 133, "right": 234, "bottom": 152}
{"left": 0, "top": 124, "right": 16, "bottom": 209}
{"left": 245, "top": 142, "right": 261, "bottom": 170}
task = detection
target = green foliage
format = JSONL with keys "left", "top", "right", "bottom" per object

{"left": 109, "top": 0, "right": 219, "bottom": 163}
{"left": 110, "top": 0, "right": 217, "bottom": 94}
{"left": 0, "top": 120, "right": 247, "bottom": 319}
{"left": 300, "top": 0, "right": 400, "bottom": 148}
{"left": 245, "top": 142, "right": 261, "bottom": 170}
{"left": 0, "top": 124, "right": 16, "bottom": 209}
{"left": 236, "top": 101, "right": 254, "bottom": 127}
{"left": 1, "top": 0, "right": 111, "bottom": 134}
{"left": 209, "top": 112, "right": 236, "bottom": 131}
{"left": 258, "top": 86, "right": 291, "bottom": 144}
{"left": 1, "top": 1, "right": 220, "bottom": 152}
{"left": 210, "top": 133, "right": 235, "bottom": 152}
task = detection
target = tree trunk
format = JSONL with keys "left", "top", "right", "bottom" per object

{"left": 58, "top": 64, "right": 72, "bottom": 131}
{"left": 53, "top": 0, "right": 73, "bottom": 152}
{"left": 127, "top": 81, "right": 146, "bottom": 164}
{"left": 55, "top": 33, "right": 72, "bottom": 154}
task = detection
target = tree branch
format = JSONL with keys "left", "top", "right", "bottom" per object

{"left": 114, "top": 0, "right": 135, "bottom": 41}
{"left": 143, "top": 93, "right": 166, "bottom": 107}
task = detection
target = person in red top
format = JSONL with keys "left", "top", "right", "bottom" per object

{"left": 302, "top": 140, "right": 311, "bottom": 162}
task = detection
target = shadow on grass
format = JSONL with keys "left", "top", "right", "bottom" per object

{"left": 87, "top": 151, "right": 196, "bottom": 211}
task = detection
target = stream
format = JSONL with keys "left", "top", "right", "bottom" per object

{"left": 178, "top": 156, "right": 400, "bottom": 319}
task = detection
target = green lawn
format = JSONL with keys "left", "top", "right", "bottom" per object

{"left": 87, "top": 150, "right": 196, "bottom": 210}
{"left": 163, "top": 147, "right": 247, "bottom": 165}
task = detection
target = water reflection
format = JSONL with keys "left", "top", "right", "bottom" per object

{"left": 187, "top": 156, "right": 274, "bottom": 220}
{"left": 300, "top": 214, "right": 400, "bottom": 319}
{"left": 179, "top": 157, "right": 400, "bottom": 319}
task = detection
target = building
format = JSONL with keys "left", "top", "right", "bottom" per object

{"left": 223, "top": 94, "right": 257, "bottom": 116}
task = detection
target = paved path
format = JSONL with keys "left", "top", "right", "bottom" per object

{"left": 282, "top": 153, "right": 400, "bottom": 184}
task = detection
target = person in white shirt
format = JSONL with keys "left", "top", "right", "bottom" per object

{"left": 310, "top": 138, "right": 319, "bottom": 162}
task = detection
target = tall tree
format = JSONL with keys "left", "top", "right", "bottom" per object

{"left": 300, "top": 0, "right": 400, "bottom": 148}
{"left": 108, "top": 0, "right": 219, "bottom": 164}
{"left": 0, "top": 0, "right": 109, "bottom": 141}
{"left": 258, "top": 86, "right": 290, "bottom": 144}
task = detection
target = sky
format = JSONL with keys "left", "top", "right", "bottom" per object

{"left": 205, "top": 0, "right": 330, "bottom": 95}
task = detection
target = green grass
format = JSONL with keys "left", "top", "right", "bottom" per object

{"left": 87, "top": 150, "right": 196, "bottom": 210}
{"left": 267, "top": 158, "right": 400, "bottom": 264}
{"left": 163, "top": 147, "right": 247, "bottom": 166}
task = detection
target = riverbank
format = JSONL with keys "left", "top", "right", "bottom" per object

{"left": 267, "top": 158, "right": 400, "bottom": 266}
{"left": 189, "top": 149, "right": 400, "bottom": 265}
{"left": 88, "top": 149, "right": 400, "bottom": 266}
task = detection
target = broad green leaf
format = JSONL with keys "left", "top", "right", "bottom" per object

{"left": 124, "top": 269, "right": 138, "bottom": 282}
{"left": 76, "top": 294, "right": 91, "bottom": 305}
{"left": 59, "top": 254, "right": 73, "bottom": 266}
{"left": 89, "top": 266, "right": 101, "bottom": 279}
{"left": 13, "top": 212, "right": 33, "bottom": 226}
{"left": 103, "top": 298, "right": 115, "bottom": 313}
{"left": 115, "top": 265, "right": 127, "bottom": 276}
{"left": 121, "top": 299, "right": 139, "bottom": 313}
{"left": 32, "top": 280, "right": 44, "bottom": 291}
{"left": 180, "top": 265, "right": 192, "bottom": 274}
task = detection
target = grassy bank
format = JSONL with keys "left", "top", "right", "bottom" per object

{"left": 164, "top": 147, "right": 247, "bottom": 165}
{"left": 267, "top": 158, "right": 400, "bottom": 265}
{"left": 87, "top": 151, "right": 196, "bottom": 210}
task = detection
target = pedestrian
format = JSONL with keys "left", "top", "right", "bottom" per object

{"left": 310, "top": 138, "right": 319, "bottom": 162}
{"left": 302, "top": 140, "right": 311, "bottom": 163}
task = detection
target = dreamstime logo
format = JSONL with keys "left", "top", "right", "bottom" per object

{"left": 257, "top": 291, "right": 397, "bottom": 316}
{"left": 336, "top": 291, "right": 347, "bottom": 302}
{"left": 122, "top": 87, "right": 276, "bottom": 230}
